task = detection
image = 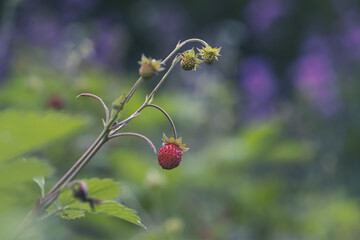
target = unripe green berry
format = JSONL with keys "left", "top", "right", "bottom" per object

{"left": 139, "top": 64, "right": 157, "bottom": 79}
{"left": 203, "top": 52, "right": 217, "bottom": 64}
{"left": 179, "top": 48, "right": 202, "bottom": 71}
{"left": 138, "top": 55, "right": 164, "bottom": 80}
{"left": 181, "top": 57, "right": 196, "bottom": 71}
{"left": 198, "top": 45, "right": 221, "bottom": 65}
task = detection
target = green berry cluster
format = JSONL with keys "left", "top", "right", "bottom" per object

{"left": 138, "top": 44, "right": 221, "bottom": 78}
{"left": 180, "top": 45, "right": 221, "bottom": 71}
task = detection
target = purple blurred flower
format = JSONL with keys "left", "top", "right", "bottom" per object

{"left": 21, "top": 10, "right": 63, "bottom": 47}
{"left": 147, "top": 2, "right": 187, "bottom": 51}
{"left": 338, "top": 10, "right": 360, "bottom": 61}
{"left": 240, "top": 56, "right": 277, "bottom": 119}
{"left": 0, "top": 37, "right": 13, "bottom": 81}
{"left": 59, "top": 0, "right": 98, "bottom": 21}
{"left": 91, "top": 18, "right": 128, "bottom": 71}
{"left": 292, "top": 51, "right": 340, "bottom": 117}
{"left": 244, "top": 0, "right": 289, "bottom": 34}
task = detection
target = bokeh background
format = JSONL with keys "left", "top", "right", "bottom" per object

{"left": 1, "top": 0, "right": 360, "bottom": 239}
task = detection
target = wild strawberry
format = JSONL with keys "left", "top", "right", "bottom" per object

{"left": 158, "top": 134, "right": 189, "bottom": 170}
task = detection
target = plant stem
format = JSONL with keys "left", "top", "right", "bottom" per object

{"left": 45, "top": 128, "right": 108, "bottom": 198}
{"left": 15, "top": 37, "right": 209, "bottom": 239}
{"left": 125, "top": 76, "right": 143, "bottom": 103}
{"left": 145, "top": 104, "right": 177, "bottom": 139}
{"left": 162, "top": 38, "right": 208, "bottom": 65}
{"left": 149, "top": 57, "right": 180, "bottom": 98}
{"left": 110, "top": 57, "right": 180, "bottom": 133}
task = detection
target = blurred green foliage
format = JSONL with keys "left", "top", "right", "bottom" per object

{"left": 0, "top": 57, "right": 358, "bottom": 240}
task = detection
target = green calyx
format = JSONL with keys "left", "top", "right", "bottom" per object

{"left": 180, "top": 48, "right": 203, "bottom": 71}
{"left": 198, "top": 45, "right": 221, "bottom": 64}
{"left": 162, "top": 133, "right": 189, "bottom": 152}
{"left": 138, "top": 55, "right": 164, "bottom": 79}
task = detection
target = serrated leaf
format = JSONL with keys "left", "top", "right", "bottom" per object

{"left": 61, "top": 201, "right": 144, "bottom": 227}
{"left": 56, "top": 209, "right": 85, "bottom": 220}
{"left": 55, "top": 178, "right": 121, "bottom": 207}
{"left": 48, "top": 178, "right": 143, "bottom": 227}
{"left": 90, "top": 201, "right": 144, "bottom": 227}
{"left": 0, "top": 109, "right": 85, "bottom": 163}
{"left": 0, "top": 157, "right": 52, "bottom": 188}
{"left": 86, "top": 178, "right": 121, "bottom": 199}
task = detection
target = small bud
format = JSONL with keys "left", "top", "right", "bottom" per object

{"left": 180, "top": 48, "right": 202, "bottom": 71}
{"left": 138, "top": 55, "right": 164, "bottom": 79}
{"left": 198, "top": 45, "right": 221, "bottom": 64}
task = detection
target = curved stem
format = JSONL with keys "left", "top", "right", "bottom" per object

{"left": 145, "top": 104, "right": 177, "bottom": 139}
{"left": 76, "top": 93, "right": 110, "bottom": 123}
{"left": 110, "top": 57, "right": 180, "bottom": 134}
{"left": 109, "top": 132, "right": 157, "bottom": 153}
{"left": 162, "top": 38, "right": 208, "bottom": 65}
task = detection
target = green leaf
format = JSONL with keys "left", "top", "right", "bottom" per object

{"left": 60, "top": 201, "right": 144, "bottom": 227}
{"left": 50, "top": 178, "right": 143, "bottom": 227}
{"left": 110, "top": 94, "right": 126, "bottom": 120}
{"left": 90, "top": 201, "right": 144, "bottom": 227}
{"left": 33, "top": 176, "right": 46, "bottom": 197}
{"left": 56, "top": 178, "right": 121, "bottom": 207}
{"left": 0, "top": 109, "right": 85, "bottom": 163}
{"left": 0, "top": 157, "right": 52, "bottom": 188}
{"left": 56, "top": 209, "right": 85, "bottom": 220}
{"left": 86, "top": 178, "right": 121, "bottom": 199}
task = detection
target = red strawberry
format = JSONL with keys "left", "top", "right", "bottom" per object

{"left": 158, "top": 134, "right": 189, "bottom": 170}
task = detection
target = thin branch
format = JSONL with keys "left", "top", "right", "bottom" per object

{"left": 109, "top": 132, "right": 157, "bottom": 154}
{"left": 110, "top": 58, "right": 180, "bottom": 136}
{"left": 145, "top": 104, "right": 177, "bottom": 139}
{"left": 125, "top": 77, "right": 143, "bottom": 103}
{"left": 149, "top": 57, "right": 180, "bottom": 99}
{"left": 162, "top": 38, "right": 208, "bottom": 65}
{"left": 76, "top": 93, "right": 110, "bottom": 123}
{"left": 110, "top": 111, "right": 142, "bottom": 131}
{"left": 44, "top": 128, "right": 108, "bottom": 198}
{"left": 60, "top": 138, "right": 107, "bottom": 190}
